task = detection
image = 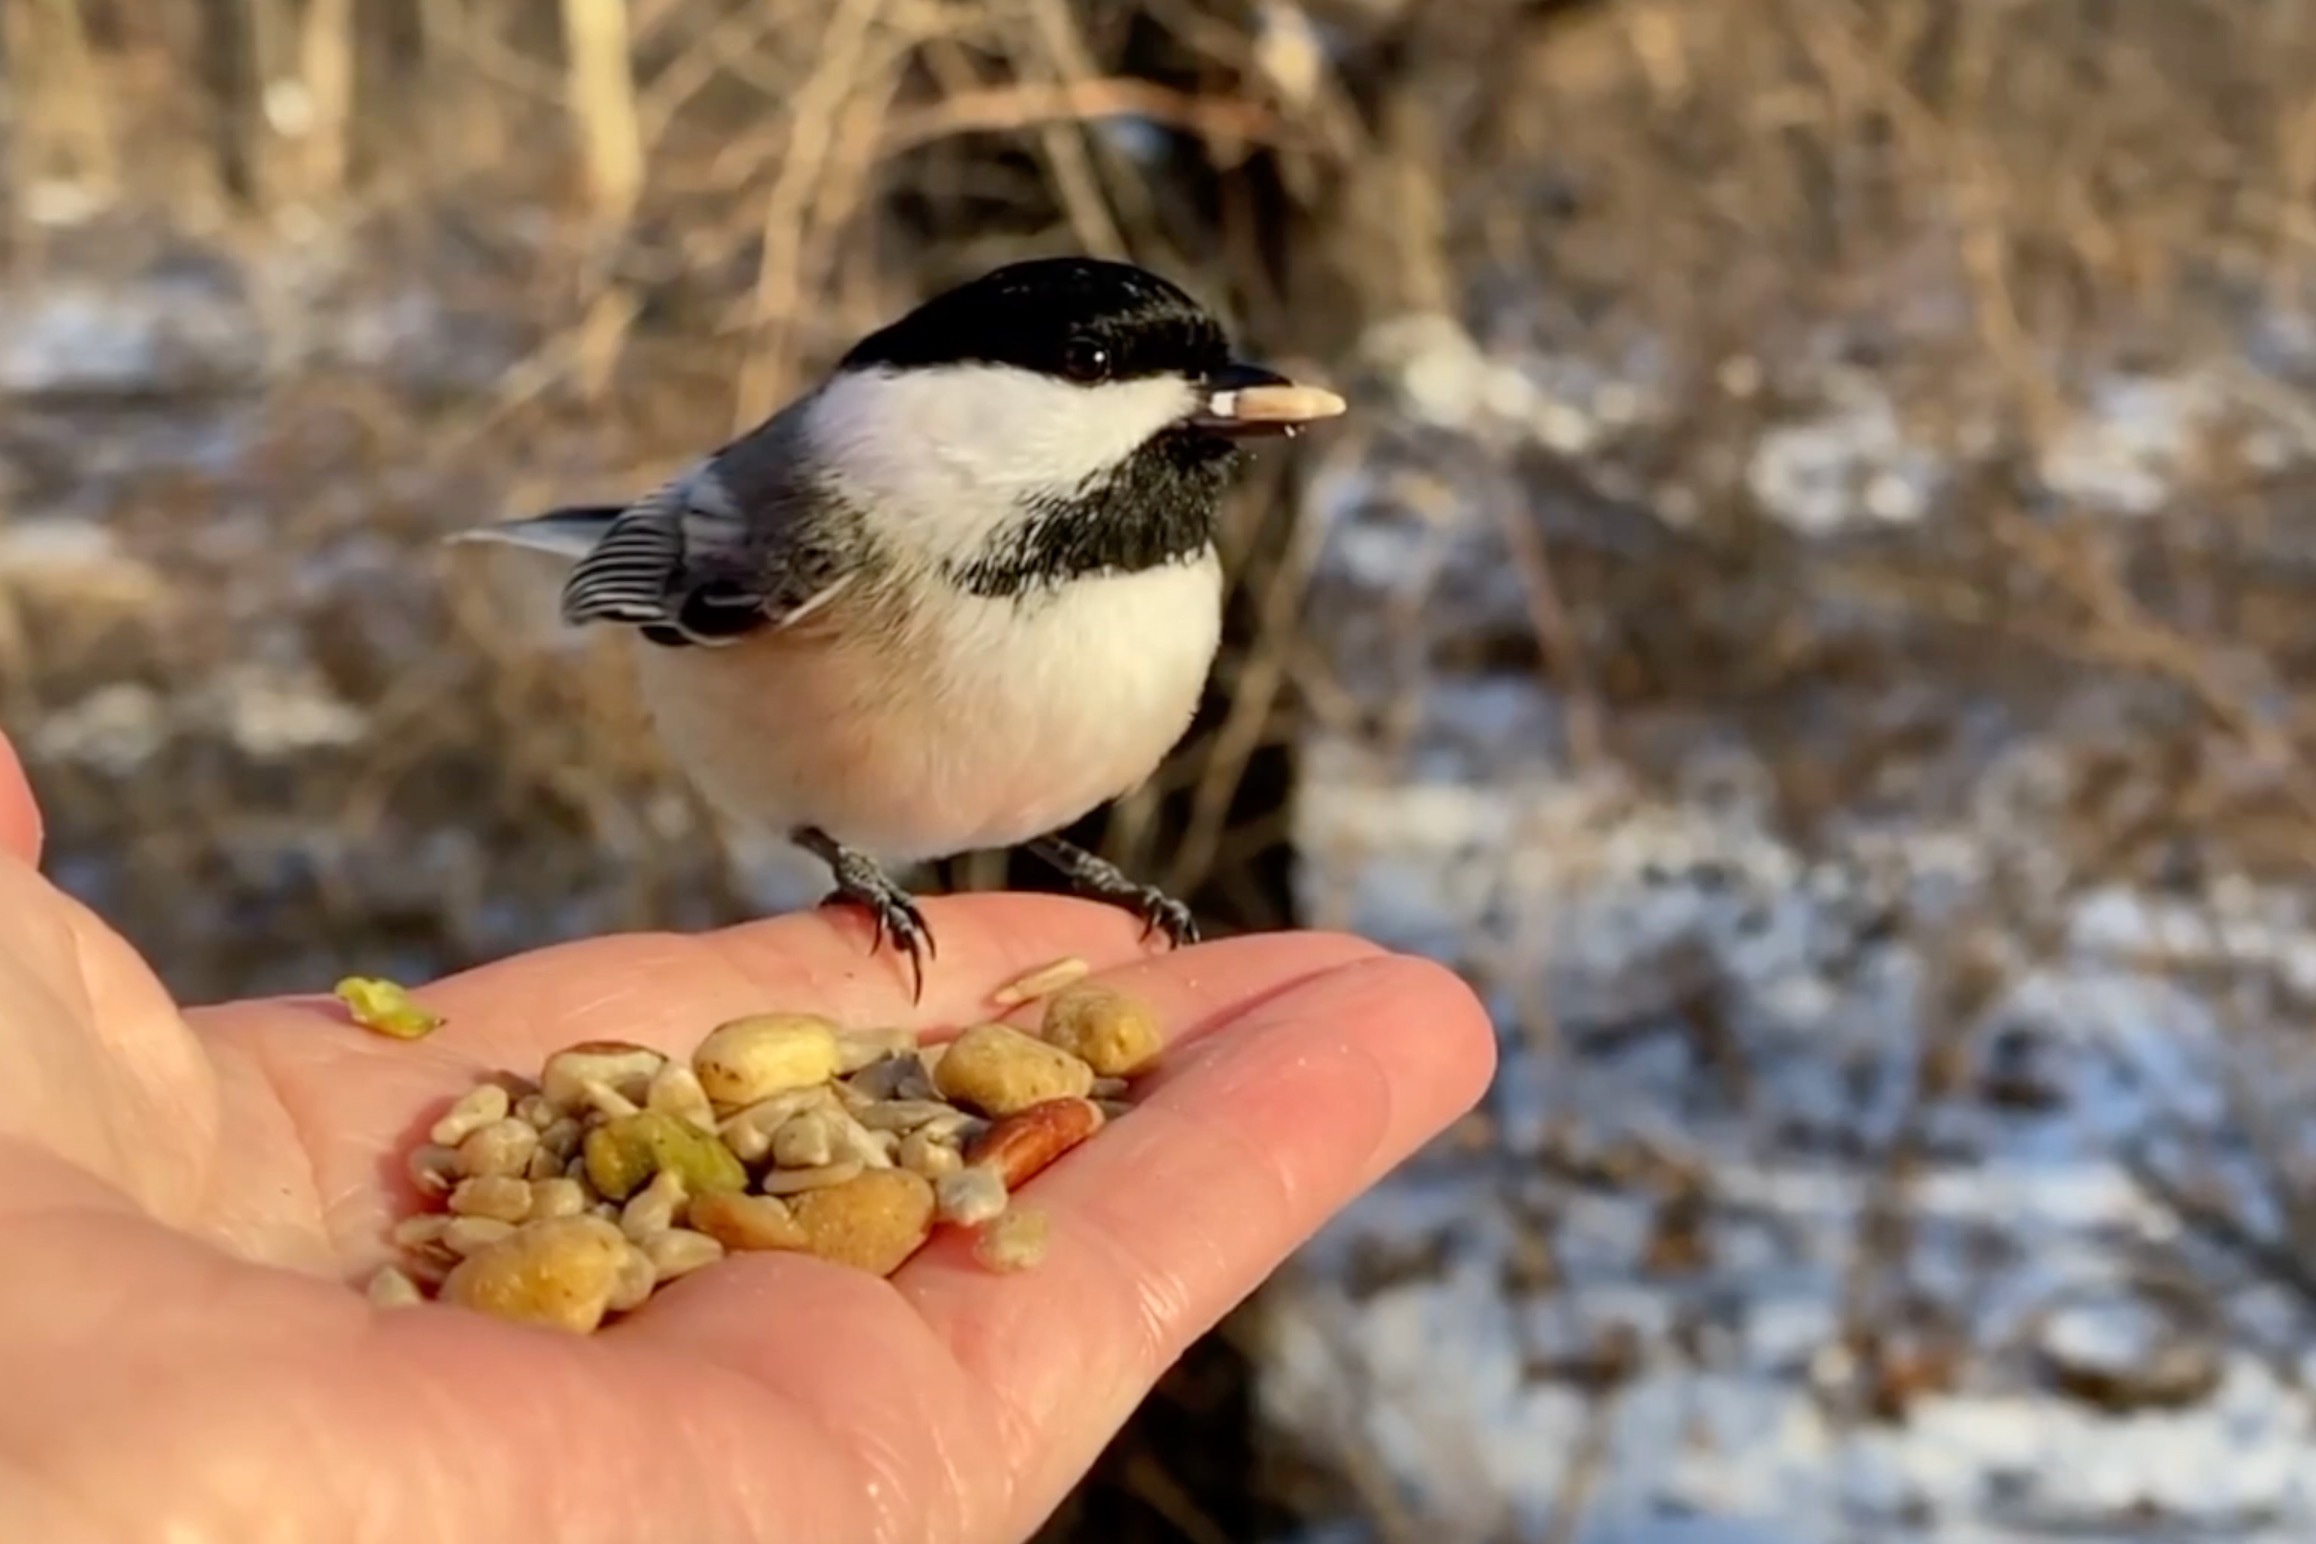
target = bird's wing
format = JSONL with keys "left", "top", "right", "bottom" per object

{"left": 558, "top": 430, "right": 852, "bottom": 648}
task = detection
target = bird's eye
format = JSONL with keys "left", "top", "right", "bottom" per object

{"left": 1061, "top": 338, "right": 1110, "bottom": 382}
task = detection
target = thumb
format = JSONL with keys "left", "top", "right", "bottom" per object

{"left": 0, "top": 722, "right": 43, "bottom": 867}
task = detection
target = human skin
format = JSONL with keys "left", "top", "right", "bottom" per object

{"left": 0, "top": 726, "right": 1496, "bottom": 1543}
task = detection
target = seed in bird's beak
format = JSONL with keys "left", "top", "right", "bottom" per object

{"left": 1192, "top": 375, "right": 1348, "bottom": 438}
{"left": 1205, "top": 382, "right": 1347, "bottom": 424}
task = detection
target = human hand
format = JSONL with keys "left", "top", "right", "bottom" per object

{"left": 0, "top": 728, "right": 1495, "bottom": 1544}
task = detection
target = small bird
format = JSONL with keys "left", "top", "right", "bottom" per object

{"left": 453, "top": 256, "right": 1345, "bottom": 999}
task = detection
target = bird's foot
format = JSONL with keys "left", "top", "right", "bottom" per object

{"left": 1025, "top": 835, "right": 1200, "bottom": 947}
{"left": 793, "top": 827, "right": 937, "bottom": 1003}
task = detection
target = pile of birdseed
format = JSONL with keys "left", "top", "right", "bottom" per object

{"left": 366, "top": 957, "right": 1161, "bottom": 1332}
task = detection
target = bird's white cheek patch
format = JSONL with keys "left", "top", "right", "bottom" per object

{"left": 805, "top": 365, "right": 1200, "bottom": 560}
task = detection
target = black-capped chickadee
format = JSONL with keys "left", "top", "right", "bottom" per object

{"left": 453, "top": 257, "right": 1346, "bottom": 999}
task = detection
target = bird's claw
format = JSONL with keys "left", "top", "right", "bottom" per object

{"left": 1132, "top": 887, "right": 1199, "bottom": 948}
{"left": 1021, "top": 834, "right": 1200, "bottom": 949}
{"left": 816, "top": 878, "right": 937, "bottom": 1004}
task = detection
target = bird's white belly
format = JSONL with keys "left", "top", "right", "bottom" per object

{"left": 631, "top": 554, "right": 1224, "bottom": 862}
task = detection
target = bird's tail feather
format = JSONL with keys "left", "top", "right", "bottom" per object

{"left": 443, "top": 505, "right": 626, "bottom": 562}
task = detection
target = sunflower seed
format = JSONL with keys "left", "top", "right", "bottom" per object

{"left": 366, "top": 1265, "right": 427, "bottom": 1307}
{"left": 690, "top": 1191, "right": 807, "bottom": 1251}
{"left": 619, "top": 1168, "right": 689, "bottom": 1242}
{"left": 580, "top": 1078, "right": 641, "bottom": 1120}
{"left": 990, "top": 956, "right": 1091, "bottom": 1009}
{"left": 645, "top": 1063, "right": 718, "bottom": 1132}
{"left": 934, "top": 1165, "right": 1009, "bottom": 1227}
{"left": 898, "top": 1127, "right": 964, "bottom": 1179}
{"left": 406, "top": 1143, "right": 463, "bottom": 1197}
{"left": 428, "top": 1084, "right": 510, "bottom": 1147}
{"left": 847, "top": 1052, "right": 939, "bottom": 1103}
{"left": 761, "top": 1157, "right": 866, "bottom": 1195}
{"left": 541, "top": 1042, "right": 667, "bottom": 1115}
{"left": 826, "top": 1108, "right": 896, "bottom": 1170}
{"left": 852, "top": 1099, "right": 960, "bottom": 1133}
{"left": 718, "top": 1088, "right": 832, "bottom": 1162}
{"left": 835, "top": 1025, "right": 918, "bottom": 1074}
{"left": 607, "top": 1241, "right": 657, "bottom": 1314}
{"left": 770, "top": 1111, "right": 837, "bottom": 1169}
{"left": 643, "top": 1228, "right": 725, "bottom": 1282}
{"left": 391, "top": 1212, "right": 454, "bottom": 1253}
{"left": 528, "top": 1176, "right": 589, "bottom": 1220}
{"left": 442, "top": 1216, "right": 520, "bottom": 1256}
{"left": 448, "top": 1175, "right": 533, "bottom": 1223}
{"left": 456, "top": 1118, "right": 540, "bottom": 1179}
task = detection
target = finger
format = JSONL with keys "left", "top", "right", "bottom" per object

{"left": 616, "top": 950, "right": 1495, "bottom": 1544}
{"left": 0, "top": 1213, "right": 887, "bottom": 1544}
{"left": 0, "top": 721, "right": 41, "bottom": 867}
{"left": 0, "top": 853, "right": 222, "bottom": 1231}
{"left": 978, "top": 922, "right": 1386, "bottom": 1054}
{"left": 899, "top": 952, "right": 1496, "bottom": 1518}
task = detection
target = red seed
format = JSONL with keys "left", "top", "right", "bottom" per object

{"left": 964, "top": 1097, "right": 1105, "bottom": 1189}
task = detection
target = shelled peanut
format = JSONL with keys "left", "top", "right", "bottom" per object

{"left": 366, "top": 960, "right": 1163, "bottom": 1333}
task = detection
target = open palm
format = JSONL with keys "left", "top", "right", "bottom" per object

{"left": 0, "top": 730, "right": 1495, "bottom": 1544}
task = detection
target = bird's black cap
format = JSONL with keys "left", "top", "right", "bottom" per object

{"left": 838, "top": 257, "right": 1234, "bottom": 386}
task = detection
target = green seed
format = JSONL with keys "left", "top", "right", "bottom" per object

{"left": 583, "top": 1110, "right": 748, "bottom": 1202}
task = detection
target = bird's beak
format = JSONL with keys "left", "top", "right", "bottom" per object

{"left": 1187, "top": 361, "right": 1348, "bottom": 439}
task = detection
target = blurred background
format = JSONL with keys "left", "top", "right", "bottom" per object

{"left": 10, "top": 0, "right": 2316, "bottom": 1537}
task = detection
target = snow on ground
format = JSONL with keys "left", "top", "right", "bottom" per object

{"left": 1267, "top": 315, "right": 2316, "bottom": 1542}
